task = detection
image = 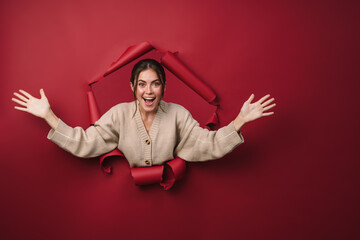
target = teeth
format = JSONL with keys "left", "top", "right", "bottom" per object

{"left": 143, "top": 97, "right": 155, "bottom": 100}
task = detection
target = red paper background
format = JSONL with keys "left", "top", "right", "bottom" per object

{"left": 1, "top": 0, "right": 359, "bottom": 239}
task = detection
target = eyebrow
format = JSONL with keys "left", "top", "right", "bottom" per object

{"left": 138, "top": 79, "right": 160, "bottom": 83}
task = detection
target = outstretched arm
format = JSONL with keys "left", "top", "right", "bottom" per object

{"left": 233, "top": 94, "right": 276, "bottom": 132}
{"left": 12, "top": 89, "right": 60, "bottom": 129}
{"left": 175, "top": 94, "right": 275, "bottom": 162}
{"left": 12, "top": 88, "right": 119, "bottom": 158}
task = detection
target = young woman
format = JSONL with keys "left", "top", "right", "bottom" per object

{"left": 12, "top": 59, "right": 276, "bottom": 168}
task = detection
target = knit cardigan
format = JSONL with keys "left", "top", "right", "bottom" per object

{"left": 47, "top": 101, "right": 244, "bottom": 168}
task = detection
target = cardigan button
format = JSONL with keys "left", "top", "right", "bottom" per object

{"left": 145, "top": 139, "right": 151, "bottom": 145}
{"left": 145, "top": 160, "right": 151, "bottom": 165}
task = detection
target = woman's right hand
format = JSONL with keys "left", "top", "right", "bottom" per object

{"left": 12, "top": 89, "right": 51, "bottom": 118}
{"left": 12, "top": 89, "right": 60, "bottom": 129}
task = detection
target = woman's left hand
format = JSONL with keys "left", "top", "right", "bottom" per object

{"left": 233, "top": 94, "right": 276, "bottom": 132}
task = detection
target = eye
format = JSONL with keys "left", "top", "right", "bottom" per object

{"left": 138, "top": 83, "right": 145, "bottom": 87}
{"left": 153, "top": 82, "right": 161, "bottom": 87}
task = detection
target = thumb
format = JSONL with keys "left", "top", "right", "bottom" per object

{"left": 40, "top": 88, "right": 46, "bottom": 99}
{"left": 247, "top": 94, "right": 254, "bottom": 103}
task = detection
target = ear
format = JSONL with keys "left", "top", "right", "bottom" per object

{"left": 130, "top": 82, "right": 134, "bottom": 92}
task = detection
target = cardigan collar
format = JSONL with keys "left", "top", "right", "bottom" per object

{"left": 133, "top": 100, "right": 166, "bottom": 141}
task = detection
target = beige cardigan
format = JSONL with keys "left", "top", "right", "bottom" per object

{"left": 47, "top": 101, "right": 244, "bottom": 167}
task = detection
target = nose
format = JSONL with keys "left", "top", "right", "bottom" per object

{"left": 145, "top": 84, "right": 153, "bottom": 94}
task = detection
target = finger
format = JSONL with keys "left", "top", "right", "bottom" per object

{"left": 258, "top": 94, "right": 271, "bottom": 104}
{"left": 19, "top": 89, "right": 33, "bottom": 99}
{"left": 263, "top": 103, "right": 276, "bottom": 111}
{"left": 40, "top": 88, "right": 46, "bottom": 99}
{"left": 261, "top": 98, "right": 275, "bottom": 107}
{"left": 262, "top": 112, "right": 274, "bottom": 116}
{"left": 14, "top": 106, "right": 28, "bottom": 112}
{"left": 12, "top": 98, "right": 27, "bottom": 107}
{"left": 247, "top": 94, "right": 255, "bottom": 103}
{"left": 14, "top": 92, "right": 29, "bottom": 102}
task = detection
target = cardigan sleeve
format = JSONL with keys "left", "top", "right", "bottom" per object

{"left": 47, "top": 107, "right": 119, "bottom": 158}
{"left": 174, "top": 108, "right": 244, "bottom": 162}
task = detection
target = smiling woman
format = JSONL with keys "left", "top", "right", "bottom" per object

{"left": 12, "top": 58, "right": 276, "bottom": 169}
{"left": 129, "top": 59, "right": 166, "bottom": 130}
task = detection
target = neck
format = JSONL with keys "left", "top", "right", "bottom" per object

{"left": 139, "top": 104, "right": 157, "bottom": 120}
{"left": 138, "top": 104, "right": 157, "bottom": 134}
{"left": 140, "top": 109, "right": 156, "bottom": 121}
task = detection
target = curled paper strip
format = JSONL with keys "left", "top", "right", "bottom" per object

{"left": 131, "top": 165, "right": 164, "bottom": 186}
{"left": 204, "top": 110, "right": 219, "bottom": 130}
{"left": 99, "top": 149, "right": 125, "bottom": 174}
{"left": 131, "top": 158, "right": 186, "bottom": 190}
{"left": 160, "top": 157, "right": 186, "bottom": 190}
{"left": 105, "top": 41, "right": 153, "bottom": 76}
{"left": 160, "top": 51, "right": 217, "bottom": 105}
{"left": 87, "top": 91, "right": 101, "bottom": 125}
{"left": 87, "top": 90, "right": 124, "bottom": 174}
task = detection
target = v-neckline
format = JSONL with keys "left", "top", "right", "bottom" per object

{"left": 134, "top": 101, "right": 165, "bottom": 141}
{"left": 141, "top": 113, "right": 156, "bottom": 134}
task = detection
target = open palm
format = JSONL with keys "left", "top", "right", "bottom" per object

{"left": 12, "top": 89, "right": 51, "bottom": 118}
{"left": 238, "top": 94, "right": 276, "bottom": 123}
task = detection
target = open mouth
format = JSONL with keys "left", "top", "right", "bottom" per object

{"left": 143, "top": 97, "right": 156, "bottom": 106}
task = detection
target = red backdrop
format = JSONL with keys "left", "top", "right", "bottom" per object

{"left": 1, "top": 0, "right": 359, "bottom": 239}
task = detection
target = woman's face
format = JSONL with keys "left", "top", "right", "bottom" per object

{"left": 131, "top": 68, "right": 163, "bottom": 114}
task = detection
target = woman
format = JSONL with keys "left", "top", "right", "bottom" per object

{"left": 12, "top": 59, "right": 276, "bottom": 167}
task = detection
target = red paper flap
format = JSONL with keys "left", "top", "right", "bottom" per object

{"left": 105, "top": 41, "right": 153, "bottom": 76}
{"left": 161, "top": 51, "right": 217, "bottom": 104}
{"left": 131, "top": 165, "right": 164, "bottom": 185}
